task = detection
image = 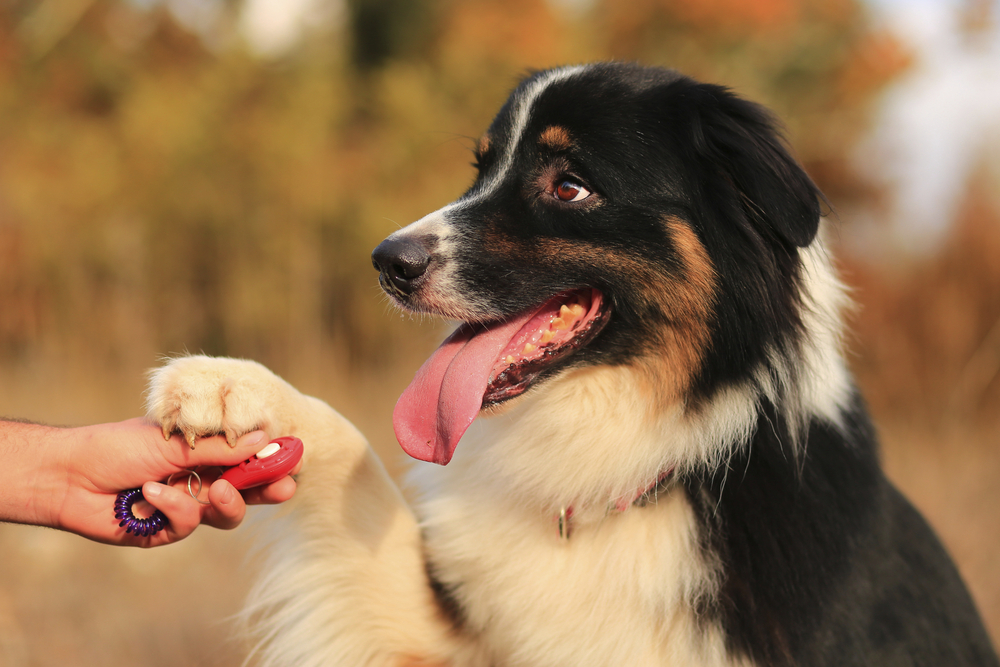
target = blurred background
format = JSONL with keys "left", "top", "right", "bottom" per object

{"left": 0, "top": 0, "right": 997, "bottom": 663}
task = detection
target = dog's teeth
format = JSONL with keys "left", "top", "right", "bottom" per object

{"left": 551, "top": 317, "right": 567, "bottom": 330}
{"left": 523, "top": 343, "right": 536, "bottom": 354}
{"left": 540, "top": 330, "right": 554, "bottom": 344}
{"left": 505, "top": 355, "right": 515, "bottom": 364}
{"left": 570, "top": 303, "right": 585, "bottom": 317}
{"left": 559, "top": 304, "right": 572, "bottom": 319}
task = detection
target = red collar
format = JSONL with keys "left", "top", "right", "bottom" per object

{"left": 556, "top": 468, "right": 675, "bottom": 539}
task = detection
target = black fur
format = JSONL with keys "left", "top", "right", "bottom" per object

{"left": 688, "top": 395, "right": 997, "bottom": 665}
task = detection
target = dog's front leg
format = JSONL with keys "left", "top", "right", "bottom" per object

{"left": 146, "top": 355, "right": 463, "bottom": 667}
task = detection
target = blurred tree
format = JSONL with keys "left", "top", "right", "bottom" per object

{"left": 345, "top": 0, "right": 436, "bottom": 69}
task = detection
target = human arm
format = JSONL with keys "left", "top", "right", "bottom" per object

{"left": 0, "top": 417, "right": 299, "bottom": 546}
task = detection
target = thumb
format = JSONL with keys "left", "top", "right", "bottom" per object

{"left": 140, "top": 481, "right": 201, "bottom": 540}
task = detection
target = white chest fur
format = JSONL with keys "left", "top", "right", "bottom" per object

{"left": 416, "top": 466, "right": 748, "bottom": 667}
{"left": 410, "top": 366, "right": 756, "bottom": 667}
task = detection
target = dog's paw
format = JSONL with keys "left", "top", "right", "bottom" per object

{"left": 146, "top": 355, "right": 293, "bottom": 448}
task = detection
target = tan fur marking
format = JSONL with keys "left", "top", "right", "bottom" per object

{"left": 477, "top": 135, "right": 490, "bottom": 156}
{"left": 485, "top": 216, "right": 716, "bottom": 408}
{"left": 638, "top": 217, "right": 716, "bottom": 406}
{"left": 539, "top": 125, "right": 573, "bottom": 150}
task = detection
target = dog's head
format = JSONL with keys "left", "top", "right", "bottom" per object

{"left": 373, "top": 63, "right": 824, "bottom": 465}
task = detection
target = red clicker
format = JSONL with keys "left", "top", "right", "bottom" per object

{"left": 115, "top": 435, "right": 304, "bottom": 538}
{"left": 221, "top": 435, "right": 304, "bottom": 490}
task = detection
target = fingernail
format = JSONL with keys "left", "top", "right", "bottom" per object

{"left": 144, "top": 482, "right": 162, "bottom": 498}
{"left": 239, "top": 430, "right": 267, "bottom": 448}
{"left": 220, "top": 482, "right": 235, "bottom": 505}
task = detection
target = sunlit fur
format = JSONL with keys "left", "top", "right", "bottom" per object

{"left": 145, "top": 63, "right": 998, "bottom": 667}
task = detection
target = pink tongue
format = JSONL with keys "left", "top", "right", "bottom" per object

{"left": 393, "top": 310, "right": 536, "bottom": 465}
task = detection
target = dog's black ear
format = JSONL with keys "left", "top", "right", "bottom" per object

{"left": 677, "top": 83, "right": 822, "bottom": 248}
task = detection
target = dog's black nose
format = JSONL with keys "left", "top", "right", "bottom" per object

{"left": 371, "top": 237, "right": 432, "bottom": 296}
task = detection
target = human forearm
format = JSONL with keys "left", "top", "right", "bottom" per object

{"left": 0, "top": 419, "right": 72, "bottom": 528}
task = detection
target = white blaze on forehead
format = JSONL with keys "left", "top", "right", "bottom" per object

{"left": 463, "top": 65, "right": 587, "bottom": 205}
{"left": 390, "top": 66, "right": 588, "bottom": 239}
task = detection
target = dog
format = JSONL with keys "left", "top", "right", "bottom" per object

{"left": 146, "top": 63, "right": 999, "bottom": 666}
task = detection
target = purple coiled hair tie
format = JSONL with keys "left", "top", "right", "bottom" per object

{"left": 114, "top": 487, "right": 168, "bottom": 537}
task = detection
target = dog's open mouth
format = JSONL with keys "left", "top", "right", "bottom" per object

{"left": 393, "top": 288, "right": 609, "bottom": 465}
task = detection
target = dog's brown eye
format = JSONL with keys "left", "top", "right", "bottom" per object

{"left": 554, "top": 180, "right": 590, "bottom": 202}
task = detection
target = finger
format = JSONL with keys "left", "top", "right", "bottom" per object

{"left": 141, "top": 481, "right": 201, "bottom": 540}
{"left": 174, "top": 430, "right": 269, "bottom": 469}
{"left": 241, "top": 475, "right": 297, "bottom": 505}
{"left": 201, "top": 479, "right": 247, "bottom": 530}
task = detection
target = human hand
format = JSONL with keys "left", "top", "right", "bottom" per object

{"left": 43, "top": 418, "right": 300, "bottom": 546}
